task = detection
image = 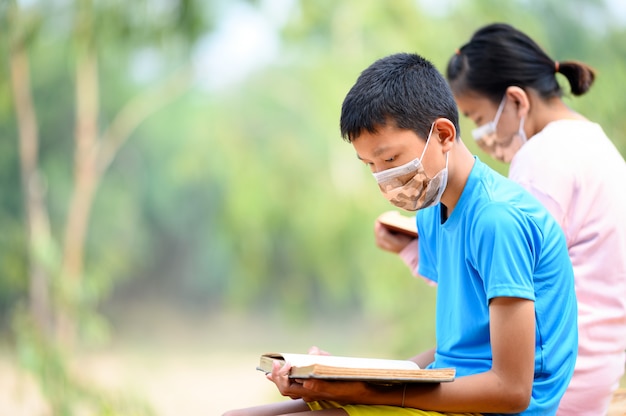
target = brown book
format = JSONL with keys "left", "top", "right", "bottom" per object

{"left": 378, "top": 211, "right": 418, "bottom": 238}
{"left": 257, "top": 352, "right": 455, "bottom": 383}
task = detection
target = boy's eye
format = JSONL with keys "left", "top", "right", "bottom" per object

{"left": 360, "top": 156, "right": 396, "bottom": 171}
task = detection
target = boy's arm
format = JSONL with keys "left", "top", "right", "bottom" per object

{"left": 407, "top": 348, "right": 435, "bottom": 368}
{"left": 421, "top": 297, "right": 535, "bottom": 411}
{"left": 401, "top": 297, "right": 535, "bottom": 413}
{"left": 271, "top": 297, "right": 535, "bottom": 413}
{"left": 399, "top": 297, "right": 536, "bottom": 412}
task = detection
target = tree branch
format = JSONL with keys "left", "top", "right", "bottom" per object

{"left": 96, "top": 65, "right": 194, "bottom": 176}
{"left": 9, "top": 5, "right": 53, "bottom": 334}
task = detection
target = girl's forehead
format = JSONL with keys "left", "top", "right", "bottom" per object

{"left": 455, "top": 94, "right": 498, "bottom": 119}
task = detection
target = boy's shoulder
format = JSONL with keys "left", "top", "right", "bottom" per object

{"left": 462, "top": 158, "right": 522, "bottom": 205}
{"left": 461, "top": 158, "right": 558, "bottom": 228}
{"left": 470, "top": 158, "right": 538, "bottom": 203}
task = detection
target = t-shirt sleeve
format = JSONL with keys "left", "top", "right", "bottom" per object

{"left": 416, "top": 209, "right": 439, "bottom": 284}
{"left": 470, "top": 202, "right": 538, "bottom": 301}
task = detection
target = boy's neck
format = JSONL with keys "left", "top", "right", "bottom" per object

{"left": 440, "top": 141, "right": 475, "bottom": 216}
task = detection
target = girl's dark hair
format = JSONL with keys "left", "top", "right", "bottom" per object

{"left": 446, "top": 23, "right": 596, "bottom": 103}
{"left": 341, "top": 52, "right": 459, "bottom": 142}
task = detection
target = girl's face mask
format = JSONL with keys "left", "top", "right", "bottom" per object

{"left": 373, "top": 124, "right": 449, "bottom": 211}
{"left": 471, "top": 96, "right": 527, "bottom": 163}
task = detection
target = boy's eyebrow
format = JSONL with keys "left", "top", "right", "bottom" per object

{"left": 372, "top": 146, "right": 391, "bottom": 157}
{"left": 356, "top": 146, "right": 391, "bottom": 161}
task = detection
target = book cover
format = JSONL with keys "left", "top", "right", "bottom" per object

{"left": 378, "top": 211, "right": 418, "bottom": 237}
{"left": 257, "top": 352, "right": 455, "bottom": 384}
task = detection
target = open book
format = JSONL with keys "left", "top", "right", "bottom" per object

{"left": 258, "top": 352, "right": 455, "bottom": 383}
{"left": 378, "top": 211, "right": 418, "bottom": 238}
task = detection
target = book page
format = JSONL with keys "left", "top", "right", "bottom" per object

{"left": 266, "top": 353, "right": 420, "bottom": 370}
{"left": 258, "top": 353, "right": 455, "bottom": 384}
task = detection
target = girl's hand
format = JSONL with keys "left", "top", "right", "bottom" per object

{"left": 375, "top": 216, "right": 415, "bottom": 253}
{"left": 307, "top": 346, "right": 331, "bottom": 356}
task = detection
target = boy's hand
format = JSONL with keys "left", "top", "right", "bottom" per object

{"left": 268, "top": 359, "right": 370, "bottom": 404}
{"left": 266, "top": 360, "right": 304, "bottom": 400}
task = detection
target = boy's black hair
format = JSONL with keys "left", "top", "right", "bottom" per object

{"left": 340, "top": 52, "right": 460, "bottom": 143}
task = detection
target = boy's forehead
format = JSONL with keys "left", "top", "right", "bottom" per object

{"left": 355, "top": 143, "right": 394, "bottom": 160}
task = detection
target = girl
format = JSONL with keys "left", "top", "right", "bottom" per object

{"left": 444, "top": 23, "right": 626, "bottom": 415}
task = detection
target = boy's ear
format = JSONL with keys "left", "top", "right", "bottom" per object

{"left": 433, "top": 118, "right": 456, "bottom": 151}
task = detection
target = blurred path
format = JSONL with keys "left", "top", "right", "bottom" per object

{"left": 0, "top": 309, "right": 386, "bottom": 415}
{"left": 2, "top": 347, "right": 625, "bottom": 415}
{"left": 2, "top": 305, "right": 623, "bottom": 415}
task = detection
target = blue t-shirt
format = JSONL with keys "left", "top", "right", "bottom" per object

{"left": 418, "top": 158, "right": 577, "bottom": 416}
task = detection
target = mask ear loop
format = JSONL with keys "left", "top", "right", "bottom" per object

{"left": 424, "top": 123, "right": 450, "bottom": 181}
{"left": 492, "top": 95, "right": 507, "bottom": 130}
{"left": 418, "top": 122, "right": 437, "bottom": 162}
{"left": 518, "top": 116, "right": 527, "bottom": 144}
{"left": 436, "top": 151, "right": 449, "bottom": 180}
{"left": 472, "top": 96, "right": 507, "bottom": 141}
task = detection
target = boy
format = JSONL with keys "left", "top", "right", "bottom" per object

{"left": 223, "top": 52, "right": 577, "bottom": 415}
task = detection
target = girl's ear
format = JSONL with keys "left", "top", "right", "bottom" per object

{"left": 433, "top": 118, "right": 456, "bottom": 152}
{"left": 505, "top": 86, "right": 530, "bottom": 118}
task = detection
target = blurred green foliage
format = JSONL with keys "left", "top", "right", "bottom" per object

{"left": 1, "top": 0, "right": 625, "bottom": 364}
{"left": 13, "top": 308, "right": 156, "bottom": 415}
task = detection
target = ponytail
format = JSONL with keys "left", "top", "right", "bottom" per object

{"left": 556, "top": 60, "right": 596, "bottom": 96}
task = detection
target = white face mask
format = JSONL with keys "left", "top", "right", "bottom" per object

{"left": 373, "top": 124, "right": 449, "bottom": 211}
{"left": 471, "top": 96, "right": 527, "bottom": 163}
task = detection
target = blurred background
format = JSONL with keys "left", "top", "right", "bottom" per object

{"left": 1, "top": 0, "right": 625, "bottom": 414}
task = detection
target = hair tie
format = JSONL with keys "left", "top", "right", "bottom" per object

{"left": 554, "top": 61, "right": 560, "bottom": 73}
